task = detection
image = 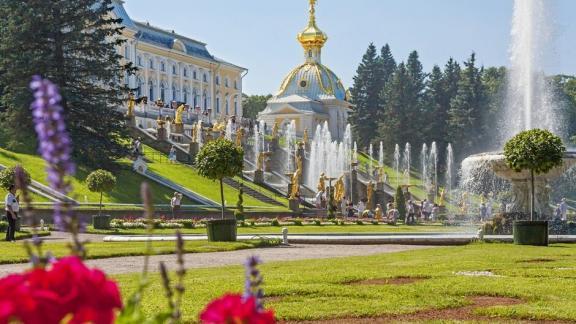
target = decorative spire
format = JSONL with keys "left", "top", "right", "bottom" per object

{"left": 297, "top": 0, "right": 327, "bottom": 51}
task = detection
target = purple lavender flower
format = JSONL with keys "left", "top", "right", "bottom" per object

{"left": 244, "top": 255, "right": 264, "bottom": 311}
{"left": 29, "top": 76, "right": 75, "bottom": 228}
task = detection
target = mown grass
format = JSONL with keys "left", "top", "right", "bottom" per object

{"left": 0, "top": 239, "right": 277, "bottom": 265}
{"left": 114, "top": 243, "right": 576, "bottom": 322}
{"left": 86, "top": 223, "right": 475, "bottom": 235}
{"left": 0, "top": 148, "right": 187, "bottom": 204}
{"left": 142, "top": 145, "right": 287, "bottom": 209}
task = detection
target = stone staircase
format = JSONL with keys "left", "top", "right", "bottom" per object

{"left": 222, "top": 177, "right": 285, "bottom": 207}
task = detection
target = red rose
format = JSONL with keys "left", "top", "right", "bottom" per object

{"left": 200, "top": 294, "right": 275, "bottom": 324}
{"left": 0, "top": 257, "right": 122, "bottom": 324}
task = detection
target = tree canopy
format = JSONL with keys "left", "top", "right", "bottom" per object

{"left": 504, "top": 129, "right": 565, "bottom": 175}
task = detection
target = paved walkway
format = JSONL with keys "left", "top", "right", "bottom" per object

{"left": 0, "top": 244, "right": 436, "bottom": 276}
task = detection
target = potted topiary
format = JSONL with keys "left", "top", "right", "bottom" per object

{"left": 195, "top": 138, "right": 244, "bottom": 242}
{"left": 86, "top": 169, "right": 117, "bottom": 230}
{"left": 0, "top": 165, "right": 31, "bottom": 231}
{"left": 504, "top": 129, "right": 565, "bottom": 246}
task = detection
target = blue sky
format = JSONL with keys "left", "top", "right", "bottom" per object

{"left": 123, "top": 0, "right": 576, "bottom": 95}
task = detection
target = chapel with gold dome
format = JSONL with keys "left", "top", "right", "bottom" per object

{"left": 258, "top": 0, "right": 352, "bottom": 140}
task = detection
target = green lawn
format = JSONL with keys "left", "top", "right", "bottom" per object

{"left": 86, "top": 223, "right": 476, "bottom": 235}
{"left": 0, "top": 148, "right": 189, "bottom": 204}
{"left": 0, "top": 239, "right": 277, "bottom": 265}
{"left": 115, "top": 243, "right": 576, "bottom": 322}
{"left": 142, "top": 145, "right": 286, "bottom": 209}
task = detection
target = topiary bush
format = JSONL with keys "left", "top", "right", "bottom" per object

{"left": 86, "top": 169, "right": 117, "bottom": 217}
{"left": 394, "top": 186, "right": 406, "bottom": 221}
{"left": 0, "top": 165, "right": 30, "bottom": 190}
{"left": 504, "top": 129, "right": 565, "bottom": 220}
{"left": 234, "top": 185, "right": 245, "bottom": 221}
{"left": 195, "top": 138, "right": 244, "bottom": 220}
{"left": 271, "top": 219, "right": 280, "bottom": 227}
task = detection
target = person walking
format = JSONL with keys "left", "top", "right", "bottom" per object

{"left": 406, "top": 200, "right": 415, "bottom": 225}
{"left": 168, "top": 145, "right": 177, "bottom": 163}
{"left": 170, "top": 192, "right": 182, "bottom": 219}
{"left": 479, "top": 202, "right": 488, "bottom": 222}
{"left": 5, "top": 185, "right": 19, "bottom": 242}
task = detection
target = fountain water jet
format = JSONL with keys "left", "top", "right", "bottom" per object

{"left": 378, "top": 142, "right": 384, "bottom": 168}
{"left": 393, "top": 144, "right": 400, "bottom": 187}
{"left": 403, "top": 143, "right": 411, "bottom": 186}
{"left": 421, "top": 144, "right": 428, "bottom": 188}
{"left": 368, "top": 144, "right": 374, "bottom": 178}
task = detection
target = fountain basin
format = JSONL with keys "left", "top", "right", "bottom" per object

{"left": 461, "top": 151, "right": 576, "bottom": 215}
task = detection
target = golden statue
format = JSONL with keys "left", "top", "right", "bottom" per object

{"left": 317, "top": 172, "right": 327, "bottom": 192}
{"left": 439, "top": 188, "right": 446, "bottom": 207}
{"left": 272, "top": 121, "right": 279, "bottom": 139}
{"left": 303, "top": 128, "right": 309, "bottom": 146}
{"left": 334, "top": 175, "right": 345, "bottom": 203}
{"left": 213, "top": 120, "right": 226, "bottom": 132}
{"left": 374, "top": 204, "right": 383, "bottom": 220}
{"left": 367, "top": 181, "right": 375, "bottom": 208}
{"left": 191, "top": 122, "right": 198, "bottom": 143}
{"left": 235, "top": 127, "right": 245, "bottom": 147}
{"left": 156, "top": 117, "right": 166, "bottom": 129}
{"left": 127, "top": 92, "right": 135, "bottom": 117}
{"left": 377, "top": 167, "right": 385, "bottom": 183}
{"left": 257, "top": 152, "right": 269, "bottom": 171}
{"left": 289, "top": 169, "right": 301, "bottom": 200}
{"left": 460, "top": 192, "right": 469, "bottom": 214}
{"left": 175, "top": 104, "right": 186, "bottom": 124}
{"left": 295, "top": 154, "right": 303, "bottom": 176}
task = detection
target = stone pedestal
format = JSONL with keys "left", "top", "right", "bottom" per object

{"left": 173, "top": 123, "right": 184, "bottom": 134}
{"left": 126, "top": 115, "right": 136, "bottom": 127}
{"left": 157, "top": 128, "right": 167, "bottom": 141}
{"left": 189, "top": 142, "right": 200, "bottom": 161}
{"left": 375, "top": 190, "right": 387, "bottom": 208}
{"left": 254, "top": 170, "right": 265, "bottom": 185}
{"left": 376, "top": 182, "right": 384, "bottom": 191}
{"left": 351, "top": 169, "right": 359, "bottom": 204}
{"left": 289, "top": 198, "right": 300, "bottom": 212}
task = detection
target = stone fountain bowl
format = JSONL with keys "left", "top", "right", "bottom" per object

{"left": 462, "top": 151, "right": 576, "bottom": 181}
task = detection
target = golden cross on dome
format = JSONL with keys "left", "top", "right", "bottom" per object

{"left": 309, "top": 0, "right": 317, "bottom": 23}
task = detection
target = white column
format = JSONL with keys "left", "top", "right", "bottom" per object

{"left": 155, "top": 57, "right": 160, "bottom": 101}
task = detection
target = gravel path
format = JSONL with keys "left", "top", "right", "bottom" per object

{"left": 0, "top": 244, "right": 435, "bottom": 275}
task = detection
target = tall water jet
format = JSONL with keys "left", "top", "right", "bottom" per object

{"left": 284, "top": 120, "right": 296, "bottom": 173}
{"left": 393, "top": 144, "right": 400, "bottom": 187}
{"left": 429, "top": 142, "right": 438, "bottom": 199}
{"left": 306, "top": 122, "right": 352, "bottom": 190}
{"left": 420, "top": 143, "right": 428, "bottom": 188}
{"left": 225, "top": 118, "right": 233, "bottom": 141}
{"left": 253, "top": 123, "right": 261, "bottom": 170}
{"left": 378, "top": 142, "right": 384, "bottom": 168}
{"left": 503, "top": 0, "right": 558, "bottom": 142}
{"left": 368, "top": 144, "right": 374, "bottom": 178}
{"left": 446, "top": 143, "right": 454, "bottom": 199}
{"left": 403, "top": 143, "right": 411, "bottom": 186}
{"left": 353, "top": 142, "right": 358, "bottom": 164}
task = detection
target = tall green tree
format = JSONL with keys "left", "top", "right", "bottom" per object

{"left": 350, "top": 43, "right": 384, "bottom": 148}
{"left": 448, "top": 53, "right": 486, "bottom": 157}
{"left": 242, "top": 94, "right": 272, "bottom": 119}
{"left": 0, "top": 0, "right": 134, "bottom": 167}
{"left": 378, "top": 63, "right": 410, "bottom": 149}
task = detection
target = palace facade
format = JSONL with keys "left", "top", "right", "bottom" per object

{"left": 111, "top": 0, "right": 247, "bottom": 119}
{"left": 257, "top": 0, "right": 352, "bottom": 140}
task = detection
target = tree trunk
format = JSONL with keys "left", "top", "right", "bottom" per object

{"left": 99, "top": 191, "right": 103, "bottom": 217}
{"left": 220, "top": 178, "right": 225, "bottom": 220}
{"left": 530, "top": 169, "right": 535, "bottom": 221}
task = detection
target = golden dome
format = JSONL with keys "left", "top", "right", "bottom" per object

{"left": 297, "top": 0, "right": 328, "bottom": 49}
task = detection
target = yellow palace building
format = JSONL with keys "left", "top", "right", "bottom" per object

{"left": 258, "top": 0, "right": 353, "bottom": 141}
{"left": 111, "top": 0, "right": 247, "bottom": 119}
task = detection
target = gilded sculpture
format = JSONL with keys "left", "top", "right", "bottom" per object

{"left": 367, "top": 181, "right": 375, "bottom": 208}
{"left": 174, "top": 104, "right": 186, "bottom": 124}
{"left": 271, "top": 121, "right": 280, "bottom": 139}
{"left": 334, "top": 175, "right": 345, "bottom": 203}
{"left": 289, "top": 155, "right": 303, "bottom": 200}
{"left": 235, "top": 127, "right": 245, "bottom": 147}
{"left": 317, "top": 172, "right": 327, "bottom": 192}
{"left": 127, "top": 92, "right": 135, "bottom": 117}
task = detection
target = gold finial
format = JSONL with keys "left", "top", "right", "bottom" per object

{"left": 298, "top": 0, "right": 327, "bottom": 49}
{"left": 309, "top": 0, "right": 316, "bottom": 24}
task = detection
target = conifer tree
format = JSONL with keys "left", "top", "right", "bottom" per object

{"left": 350, "top": 43, "right": 384, "bottom": 148}
{"left": 448, "top": 53, "right": 486, "bottom": 157}
{"left": 0, "top": 0, "right": 134, "bottom": 167}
